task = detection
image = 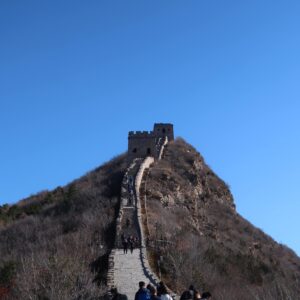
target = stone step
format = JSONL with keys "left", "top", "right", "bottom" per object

{"left": 113, "top": 249, "right": 152, "bottom": 300}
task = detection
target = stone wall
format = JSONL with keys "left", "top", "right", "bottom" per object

{"left": 158, "top": 136, "right": 168, "bottom": 160}
{"left": 153, "top": 123, "right": 174, "bottom": 141}
{"left": 127, "top": 123, "right": 174, "bottom": 162}
{"left": 115, "top": 159, "right": 142, "bottom": 247}
{"left": 135, "top": 157, "right": 154, "bottom": 248}
{"left": 106, "top": 250, "right": 116, "bottom": 290}
{"left": 107, "top": 136, "right": 177, "bottom": 297}
{"left": 128, "top": 132, "right": 157, "bottom": 163}
{"left": 136, "top": 158, "right": 178, "bottom": 299}
{"left": 134, "top": 157, "right": 161, "bottom": 286}
{"left": 107, "top": 159, "right": 142, "bottom": 290}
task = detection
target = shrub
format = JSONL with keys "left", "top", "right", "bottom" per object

{"left": 0, "top": 261, "right": 17, "bottom": 285}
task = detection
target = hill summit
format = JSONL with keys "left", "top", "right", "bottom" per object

{"left": 0, "top": 124, "right": 299, "bottom": 300}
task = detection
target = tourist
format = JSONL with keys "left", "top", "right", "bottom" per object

{"left": 129, "top": 236, "right": 134, "bottom": 253}
{"left": 157, "top": 282, "right": 172, "bottom": 300}
{"left": 200, "top": 292, "right": 211, "bottom": 299}
{"left": 134, "top": 236, "right": 139, "bottom": 247}
{"left": 188, "top": 285, "right": 195, "bottom": 299}
{"left": 123, "top": 238, "right": 128, "bottom": 254}
{"left": 111, "top": 287, "right": 128, "bottom": 300}
{"left": 147, "top": 284, "right": 160, "bottom": 300}
{"left": 180, "top": 289, "right": 192, "bottom": 300}
{"left": 180, "top": 285, "right": 195, "bottom": 300}
{"left": 135, "top": 281, "right": 150, "bottom": 300}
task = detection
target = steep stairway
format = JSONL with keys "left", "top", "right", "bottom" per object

{"left": 113, "top": 249, "right": 150, "bottom": 300}
{"left": 116, "top": 158, "right": 143, "bottom": 248}
{"left": 108, "top": 158, "right": 159, "bottom": 300}
{"left": 119, "top": 207, "right": 139, "bottom": 246}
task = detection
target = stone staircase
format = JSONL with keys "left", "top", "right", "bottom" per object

{"left": 115, "top": 158, "right": 143, "bottom": 248}
{"left": 121, "top": 159, "right": 143, "bottom": 208}
{"left": 119, "top": 207, "right": 139, "bottom": 246}
{"left": 107, "top": 153, "right": 177, "bottom": 300}
{"left": 113, "top": 249, "right": 151, "bottom": 300}
{"left": 107, "top": 158, "right": 159, "bottom": 298}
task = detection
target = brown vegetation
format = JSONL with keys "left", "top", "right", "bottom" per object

{"left": 144, "top": 138, "right": 300, "bottom": 300}
{"left": 1, "top": 137, "right": 300, "bottom": 300}
{"left": 0, "top": 154, "right": 127, "bottom": 299}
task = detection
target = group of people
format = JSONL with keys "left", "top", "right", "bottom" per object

{"left": 135, "top": 281, "right": 171, "bottom": 300}
{"left": 179, "top": 285, "right": 211, "bottom": 300}
{"left": 121, "top": 233, "right": 139, "bottom": 254}
{"left": 110, "top": 282, "right": 212, "bottom": 300}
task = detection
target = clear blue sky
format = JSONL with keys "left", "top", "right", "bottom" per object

{"left": 1, "top": 1, "right": 299, "bottom": 256}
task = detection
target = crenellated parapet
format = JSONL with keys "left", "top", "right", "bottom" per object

{"left": 128, "top": 131, "right": 155, "bottom": 138}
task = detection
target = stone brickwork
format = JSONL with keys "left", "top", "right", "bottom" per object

{"left": 158, "top": 136, "right": 168, "bottom": 160}
{"left": 135, "top": 157, "right": 155, "bottom": 249}
{"left": 115, "top": 158, "right": 143, "bottom": 248}
{"left": 128, "top": 123, "right": 174, "bottom": 162}
{"left": 106, "top": 157, "right": 157, "bottom": 299}
{"left": 136, "top": 158, "right": 177, "bottom": 299}
{"left": 153, "top": 123, "right": 174, "bottom": 141}
{"left": 107, "top": 127, "right": 177, "bottom": 299}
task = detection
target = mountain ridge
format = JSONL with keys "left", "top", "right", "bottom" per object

{"left": 0, "top": 138, "right": 299, "bottom": 299}
{"left": 143, "top": 138, "right": 300, "bottom": 299}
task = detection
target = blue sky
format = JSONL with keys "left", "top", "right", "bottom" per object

{"left": 0, "top": 1, "right": 299, "bottom": 255}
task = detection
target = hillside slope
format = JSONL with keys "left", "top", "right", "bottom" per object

{"left": 1, "top": 139, "right": 299, "bottom": 300}
{"left": 0, "top": 154, "right": 127, "bottom": 299}
{"left": 143, "top": 138, "right": 300, "bottom": 299}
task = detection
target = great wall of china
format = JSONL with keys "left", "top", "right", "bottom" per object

{"left": 106, "top": 124, "right": 175, "bottom": 300}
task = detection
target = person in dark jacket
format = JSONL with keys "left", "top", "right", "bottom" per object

{"left": 180, "top": 290, "right": 192, "bottom": 300}
{"left": 180, "top": 285, "right": 195, "bottom": 300}
{"left": 200, "top": 292, "right": 211, "bottom": 299}
{"left": 157, "top": 282, "right": 172, "bottom": 300}
{"left": 123, "top": 238, "right": 128, "bottom": 254}
{"left": 147, "top": 284, "right": 160, "bottom": 300}
{"left": 188, "top": 285, "right": 195, "bottom": 299}
{"left": 111, "top": 287, "right": 128, "bottom": 300}
{"left": 135, "top": 281, "right": 150, "bottom": 300}
{"left": 129, "top": 235, "right": 134, "bottom": 253}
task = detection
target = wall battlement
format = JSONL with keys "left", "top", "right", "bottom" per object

{"left": 128, "top": 131, "right": 155, "bottom": 138}
{"left": 128, "top": 123, "right": 174, "bottom": 162}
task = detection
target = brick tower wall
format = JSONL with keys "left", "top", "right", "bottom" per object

{"left": 128, "top": 131, "right": 157, "bottom": 162}
{"left": 153, "top": 123, "right": 174, "bottom": 141}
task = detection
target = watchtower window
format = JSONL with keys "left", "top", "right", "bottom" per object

{"left": 132, "top": 148, "right": 137, "bottom": 153}
{"left": 147, "top": 148, "right": 151, "bottom": 155}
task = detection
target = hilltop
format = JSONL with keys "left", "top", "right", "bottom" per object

{"left": 0, "top": 138, "right": 299, "bottom": 299}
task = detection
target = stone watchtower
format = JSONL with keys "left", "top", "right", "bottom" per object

{"left": 128, "top": 123, "right": 174, "bottom": 162}
{"left": 153, "top": 123, "right": 174, "bottom": 141}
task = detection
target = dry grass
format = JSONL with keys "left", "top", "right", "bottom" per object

{"left": 0, "top": 154, "right": 127, "bottom": 299}
{"left": 144, "top": 138, "right": 300, "bottom": 300}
